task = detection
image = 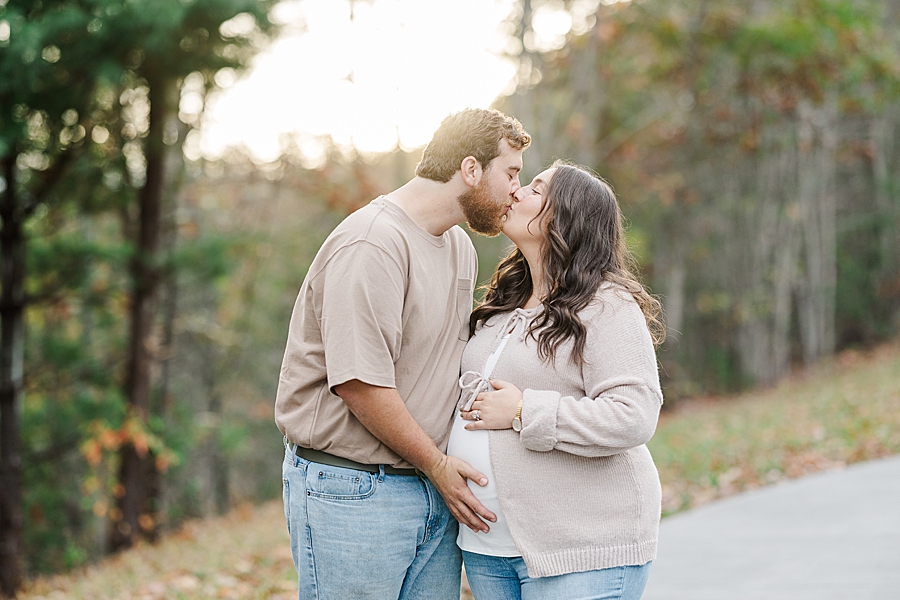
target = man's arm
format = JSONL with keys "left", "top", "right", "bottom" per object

{"left": 334, "top": 379, "right": 497, "bottom": 533}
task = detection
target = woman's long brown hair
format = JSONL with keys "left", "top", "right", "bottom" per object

{"left": 469, "top": 162, "right": 665, "bottom": 364}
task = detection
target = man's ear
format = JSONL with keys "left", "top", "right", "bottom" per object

{"left": 460, "top": 156, "right": 482, "bottom": 187}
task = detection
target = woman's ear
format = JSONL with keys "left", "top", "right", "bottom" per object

{"left": 460, "top": 156, "right": 482, "bottom": 187}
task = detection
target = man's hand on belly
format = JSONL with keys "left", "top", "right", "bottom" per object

{"left": 421, "top": 452, "right": 497, "bottom": 533}
{"left": 335, "top": 379, "right": 497, "bottom": 532}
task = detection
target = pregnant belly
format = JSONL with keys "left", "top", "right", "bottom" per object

{"left": 446, "top": 414, "right": 497, "bottom": 502}
{"left": 445, "top": 413, "right": 519, "bottom": 556}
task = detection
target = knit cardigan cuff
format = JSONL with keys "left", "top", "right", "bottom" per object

{"left": 519, "top": 388, "right": 561, "bottom": 451}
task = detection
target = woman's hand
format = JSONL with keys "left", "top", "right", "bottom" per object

{"left": 461, "top": 379, "right": 523, "bottom": 430}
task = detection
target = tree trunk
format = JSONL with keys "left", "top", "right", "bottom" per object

{"left": 208, "top": 392, "right": 229, "bottom": 515}
{"left": 772, "top": 211, "right": 799, "bottom": 377}
{"left": 111, "top": 76, "right": 170, "bottom": 552}
{"left": 734, "top": 155, "right": 777, "bottom": 385}
{"left": 796, "top": 100, "right": 837, "bottom": 365}
{"left": 0, "top": 159, "right": 25, "bottom": 598}
{"left": 870, "top": 108, "right": 900, "bottom": 325}
{"left": 764, "top": 141, "right": 800, "bottom": 382}
{"left": 732, "top": 129, "right": 798, "bottom": 386}
{"left": 661, "top": 249, "right": 686, "bottom": 343}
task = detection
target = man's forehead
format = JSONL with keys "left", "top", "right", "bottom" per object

{"left": 497, "top": 140, "right": 524, "bottom": 170}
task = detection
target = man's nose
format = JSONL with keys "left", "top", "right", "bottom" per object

{"left": 510, "top": 178, "right": 521, "bottom": 195}
{"left": 512, "top": 185, "right": 523, "bottom": 201}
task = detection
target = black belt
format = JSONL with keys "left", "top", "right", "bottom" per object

{"left": 294, "top": 445, "right": 422, "bottom": 477}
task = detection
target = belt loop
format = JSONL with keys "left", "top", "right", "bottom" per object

{"left": 283, "top": 437, "right": 298, "bottom": 466}
{"left": 378, "top": 464, "right": 385, "bottom": 482}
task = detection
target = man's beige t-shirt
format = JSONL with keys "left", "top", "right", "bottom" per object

{"left": 275, "top": 197, "right": 477, "bottom": 468}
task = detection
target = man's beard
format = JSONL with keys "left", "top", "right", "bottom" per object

{"left": 458, "top": 179, "right": 506, "bottom": 237}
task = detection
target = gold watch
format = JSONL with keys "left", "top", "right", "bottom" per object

{"left": 511, "top": 400, "right": 523, "bottom": 432}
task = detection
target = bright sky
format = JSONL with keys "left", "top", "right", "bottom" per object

{"left": 185, "top": 0, "right": 602, "bottom": 166}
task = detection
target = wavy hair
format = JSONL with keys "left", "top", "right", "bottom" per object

{"left": 469, "top": 161, "right": 665, "bottom": 364}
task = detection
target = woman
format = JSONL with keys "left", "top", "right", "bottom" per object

{"left": 446, "top": 162, "right": 665, "bottom": 600}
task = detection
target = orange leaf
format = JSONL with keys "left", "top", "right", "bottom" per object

{"left": 83, "top": 439, "right": 102, "bottom": 466}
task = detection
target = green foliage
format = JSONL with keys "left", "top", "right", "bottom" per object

{"left": 21, "top": 385, "right": 129, "bottom": 573}
{"left": 20, "top": 209, "right": 131, "bottom": 573}
{"left": 167, "top": 234, "right": 239, "bottom": 284}
{"left": 729, "top": 0, "right": 887, "bottom": 104}
{"left": 2, "top": 0, "right": 279, "bottom": 578}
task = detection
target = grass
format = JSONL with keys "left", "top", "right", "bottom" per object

{"left": 651, "top": 343, "right": 900, "bottom": 515}
{"left": 20, "top": 502, "right": 297, "bottom": 600}
{"left": 19, "top": 343, "right": 900, "bottom": 600}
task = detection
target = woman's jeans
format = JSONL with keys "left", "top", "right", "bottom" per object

{"left": 282, "top": 445, "right": 462, "bottom": 600}
{"left": 463, "top": 550, "right": 652, "bottom": 600}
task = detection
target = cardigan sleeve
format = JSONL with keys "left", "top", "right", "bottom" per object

{"left": 518, "top": 288, "right": 663, "bottom": 457}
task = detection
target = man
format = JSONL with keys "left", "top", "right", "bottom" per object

{"left": 275, "top": 108, "right": 531, "bottom": 599}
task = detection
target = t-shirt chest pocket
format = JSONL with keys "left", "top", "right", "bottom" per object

{"left": 456, "top": 278, "right": 474, "bottom": 342}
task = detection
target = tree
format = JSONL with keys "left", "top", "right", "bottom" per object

{"left": 0, "top": 2, "right": 120, "bottom": 593}
{"left": 0, "top": 0, "right": 277, "bottom": 591}
{"left": 81, "top": 0, "right": 277, "bottom": 552}
{"left": 499, "top": 0, "right": 900, "bottom": 393}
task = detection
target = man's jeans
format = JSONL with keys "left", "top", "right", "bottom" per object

{"left": 282, "top": 445, "right": 462, "bottom": 599}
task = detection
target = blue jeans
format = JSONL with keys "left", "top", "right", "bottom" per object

{"left": 463, "top": 551, "right": 651, "bottom": 600}
{"left": 282, "top": 445, "right": 462, "bottom": 600}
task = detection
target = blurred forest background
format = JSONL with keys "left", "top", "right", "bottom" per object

{"left": 1, "top": 0, "right": 899, "bottom": 595}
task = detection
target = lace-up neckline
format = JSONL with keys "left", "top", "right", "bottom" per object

{"left": 457, "top": 306, "right": 540, "bottom": 411}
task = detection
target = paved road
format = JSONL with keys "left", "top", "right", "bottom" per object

{"left": 642, "top": 455, "right": 900, "bottom": 600}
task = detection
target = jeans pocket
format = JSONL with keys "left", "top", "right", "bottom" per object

{"left": 306, "top": 465, "right": 377, "bottom": 500}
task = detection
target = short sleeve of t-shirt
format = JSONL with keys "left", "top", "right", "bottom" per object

{"left": 313, "top": 240, "right": 405, "bottom": 392}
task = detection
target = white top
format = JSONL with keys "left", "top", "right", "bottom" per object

{"left": 446, "top": 311, "right": 531, "bottom": 557}
{"left": 446, "top": 413, "right": 520, "bottom": 556}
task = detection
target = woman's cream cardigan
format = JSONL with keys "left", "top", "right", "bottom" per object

{"left": 460, "top": 283, "right": 663, "bottom": 578}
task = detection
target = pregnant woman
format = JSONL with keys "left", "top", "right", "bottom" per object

{"left": 447, "top": 162, "right": 665, "bottom": 600}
